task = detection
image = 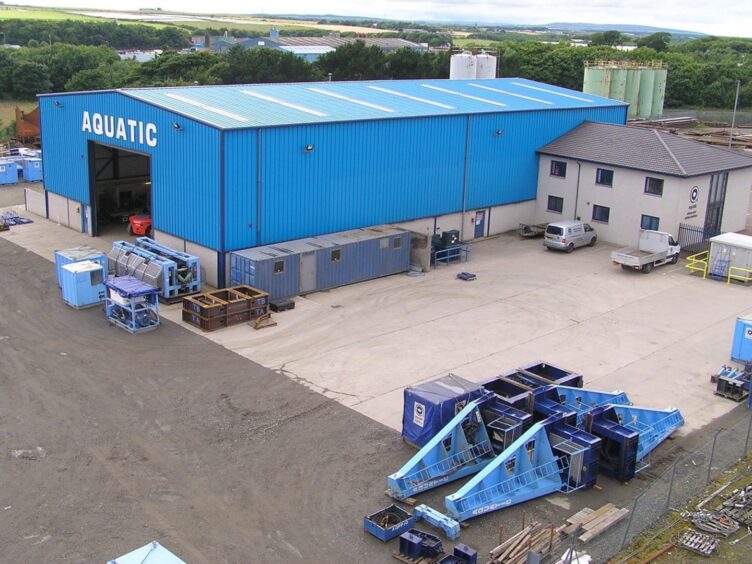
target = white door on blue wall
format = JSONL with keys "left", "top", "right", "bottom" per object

{"left": 300, "top": 251, "right": 316, "bottom": 294}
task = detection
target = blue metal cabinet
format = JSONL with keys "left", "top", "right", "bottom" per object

{"left": 732, "top": 317, "right": 752, "bottom": 364}
{"left": 60, "top": 260, "right": 106, "bottom": 309}
{"left": 55, "top": 246, "right": 108, "bottom": 287}
{"left": 0, "top": 160, "right": 18, "bottom": 185}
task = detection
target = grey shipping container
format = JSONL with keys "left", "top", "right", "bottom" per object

{"left": 230, "top": 226, "right": 411, "bottom": 300}
{"left": 709, "top": 232, "right": 752, "bottom": 281}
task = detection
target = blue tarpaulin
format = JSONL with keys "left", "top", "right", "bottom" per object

{"left": 402, "top": 374, "right": 486, "bottom": 448}
{"left": 105, "top": 276, "right": 158, "bottom": 297}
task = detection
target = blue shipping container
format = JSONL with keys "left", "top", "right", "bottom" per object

{"left": 732, "top": 316, "right": 752, "bottom": 364}
{"left": 55, "top": 245, "right": 109, "bottom": 287}
{"left": 230, "top": 226, "right": 411, "bottom": 300}
{"left": 60, "top": 260, "right": 106, "bottom": 309}
{"left": 0, "top": 160, "right": 18, "bottom": 185}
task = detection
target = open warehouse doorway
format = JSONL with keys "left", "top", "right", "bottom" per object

{"left": 88, "top": 141, "right": 152, "bottom": 237}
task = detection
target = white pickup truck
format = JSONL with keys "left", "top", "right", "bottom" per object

{"left": 611, "top": 230, "right": 681, "bottom": 273}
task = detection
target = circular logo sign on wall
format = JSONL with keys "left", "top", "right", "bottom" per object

{"left": 690, "top": 186, "right": 699, "bottom": 203}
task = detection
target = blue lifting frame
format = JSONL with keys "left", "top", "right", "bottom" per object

{"left": 550, "top": 386, "right": 631, "bottom": 428}
{"left": 388, "top": 398, "right": 530, "bottom": 500}
{"left": 444, "top": 416, "right": 600, "bottom": 522}
{"left": 607, "top": 404, "right": 684, "bottom": 464}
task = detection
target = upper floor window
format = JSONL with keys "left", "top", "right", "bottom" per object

{"left": 645, "top": 177, "right": 664, "bottom": 197}
{"left": 550, "top": 160, "right": 567, "bottom": 178}
{"left": 596, "top": 168, "right": 614, "bottom": 187}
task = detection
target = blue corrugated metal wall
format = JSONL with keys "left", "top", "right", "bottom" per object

{"left": 466, "top": 107, "right": 627, "bottom": 209}
{"left": 315, "top": 232, "right": 411, "bottom": 289}
{"left": 224, "top": 130, "right": 258, "bottom": 250}
{"left": 39, "top": 92, "right": 222, "bottom": 250}
{"left": 256, "top": 116, "right": 467, "bottom": 246}
{"left": 226, "top": 107, "right": 626, "bottom": 248}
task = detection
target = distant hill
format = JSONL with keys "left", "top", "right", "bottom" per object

{"left": 544, "top": 22, "right": 706, "bottom": 36}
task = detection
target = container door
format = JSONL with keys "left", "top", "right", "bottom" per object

{"left": 474, "top": 210, "right": 485, "bottom": 239}
{"left": 300, "top": 251, "right": 317, "bottom": 294}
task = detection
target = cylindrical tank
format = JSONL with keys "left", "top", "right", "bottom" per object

{"left": 583, "top": 66, "right": 611, "bottom": 98}
{"left": 475, "top": 52, "right": 497, "bottom": 79}
{"left": 608, "top": 67, "right": 627, "bottom": 101}
{"left": 624, "top": 68, "right": 641, "bottom": 119}
{"left": 637, "top": 68, "right": 655, "bottom": 119}
{"left": 651, "top": 68, "right": 668, "bottom": 118}
{"left": 450, "top": 53, "right": 476, "bottom": 80}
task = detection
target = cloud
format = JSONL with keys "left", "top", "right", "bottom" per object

{"left": 18, "top": 0, "right": 752, "bottom": 37}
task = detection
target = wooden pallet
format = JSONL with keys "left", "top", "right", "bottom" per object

{"left": 489, "top": 521, "right": 564, "bottom": 564}
{"left": 576, "top": 505, "right": 629, "bottom": 544}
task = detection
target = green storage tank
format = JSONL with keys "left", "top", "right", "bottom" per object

{"left": 624, "top": 69, "right": 642, "bottom": 119}
{"left": 638, "top": 68, "right": 655, "bottom": 119}
{"left": 608, "top": 67, "right": 627, "bottom": 101}
{"left": 583, "top": 67, "right": 611, "bottom": 99}
{"left": 651, "top": 68, "right": 668, "bottom": 118}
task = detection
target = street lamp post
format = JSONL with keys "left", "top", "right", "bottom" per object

{"left": 729, "top": 79, "right": 741, "bottom": 149}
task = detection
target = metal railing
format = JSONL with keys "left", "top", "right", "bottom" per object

{"left": 686, "top": 251, "right": 709, "bottom": 278}
{"left": 677, "top": 223, "right": 722, "bottom": 255}
{"left": 728, "top": 266, "right": 752, "bottom": 285}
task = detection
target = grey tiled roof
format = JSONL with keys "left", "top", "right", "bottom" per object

{"left": 538, "top": 121, "right": 752, "bottom": 177}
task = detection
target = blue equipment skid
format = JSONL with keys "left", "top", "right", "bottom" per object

{"left": 388, "top": 397, "right": 530, "bottom": 500}
{"left": 549, "top": 386, "right": 630, "bottom": 427}
{"left": 444, "top": 416, "right": 600, "bottom": 521}
{"left": 413, "top": 504, "right": 461, "bottom": 540}
{"left": 135, "top": 237, "right": 201, "bottom": 298}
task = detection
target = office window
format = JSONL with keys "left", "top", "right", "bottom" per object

{"left": 380, "top": 238, "right": 389, "bottom": 249}
{"left": 592, "top": 204, "right": 610, "bottom": 223}
{"left": 645, "top": 177, "right": 664, "bottom": 196}
{"left": 273, "top": 261, "right": 284, "bottom": 274}
{"left": 331, "top": 249, "right": 341, "bottom": 262}
{"left": 596, "top": 168, "right": 614, "bottom": 186}
{"left": 641, "top": 214, "right": 660, "bottom": 231}
{"left": 547, "top": 195, "right": 564, "bottom": 213}
{"left": 393, "top": 237, "right": 402, "bottom": 250}
{"left": 550, "top": 160, "right": 567, "bottom": 177}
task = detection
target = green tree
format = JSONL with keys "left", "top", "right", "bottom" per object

{"left": 65, "top": 60, "right": 138, "bottom": 91}
{"left": 0, "top": 48, "right": 16, "bottom": 95}
{"left": 133, "top": 50, "right": 221, "bottom": 85}
{"left": 637, "top": 32, "right": 672, "bottom": 52}
{"left": 314, "top": 41, "right": 387, "bottom": 80}
{"left": 209, "top": 46, "right": 321, "bottom": 84}
{"left": 16, "top": 44, "right": 118, "bottom": 91}
{"left": 589, "top": 30, "right": 623, "bottom": 47}
{"left": 11, "top": 61, "right": 52, "bottom": 97}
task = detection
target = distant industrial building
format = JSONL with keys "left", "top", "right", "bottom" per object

{"left": 536, "top": 122, "right": 752, "bottom": 246}
{"left": 190, "top": 29, "right": 427, "bottom": 59}
{"left": 37, "top": 78, "right": 625, "bottom": 286}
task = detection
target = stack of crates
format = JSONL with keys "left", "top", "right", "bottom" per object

{"left": 182, "top": 285, "right": 269, "bottom": 332}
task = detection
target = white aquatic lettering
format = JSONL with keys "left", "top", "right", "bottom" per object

{"left": 81, "top": 111, "right": 157, "bottom": 147}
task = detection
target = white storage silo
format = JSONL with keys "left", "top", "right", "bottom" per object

{"left": 475, "top": 52, "right": 497, "bottom": 79}
{"left": 450, "top": 52, "right": 476, "bottom": 80}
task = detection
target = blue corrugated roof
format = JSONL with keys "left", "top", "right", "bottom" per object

{"left": 111, "top": 78, "right": 625, "bottom": 130}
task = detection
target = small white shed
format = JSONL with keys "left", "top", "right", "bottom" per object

{"left": 708, "top": 232, "right": 752, "bottom": 281}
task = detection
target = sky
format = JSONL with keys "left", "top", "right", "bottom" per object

{"left": 14, "top": 1, "right": 752, "bottom": 38}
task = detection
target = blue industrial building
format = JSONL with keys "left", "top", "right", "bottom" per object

{"left": 37, "top": 78, "right": 627, "bottom": 286}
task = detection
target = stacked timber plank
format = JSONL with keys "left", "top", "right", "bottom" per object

{"left": 488, "top": 521, "right": 564, "bottom": 564}
{"left": 562, "top": 503, "right": 629, "bottom": 543}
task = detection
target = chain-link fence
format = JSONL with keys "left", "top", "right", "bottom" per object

{"left": 570, "top": 410, "right": 752, "bottom": 562}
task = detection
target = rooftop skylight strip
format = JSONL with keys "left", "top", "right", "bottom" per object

{"left": 420, "top": 84, "right": 507, "bottom": 107}
{"left": 469, "top": 83, "right": 553, "bottom": 105}
{"left": 164, "top": 93, "right": 250, "bottom": 122}
{"left": 240, "top": 90, "right": 328, "bottom": 117}
{"left": 307, "top": 88, "right": 396, "bottom": 113}
{"left": 367, "top": 85, "right": 455, "bottom": 109}
{"left": 510, "top": 82, "right": 594, "bottom": 103}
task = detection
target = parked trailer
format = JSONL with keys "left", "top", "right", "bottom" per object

{"left": 612, "top": 230, "right": 680, "bottom": 273}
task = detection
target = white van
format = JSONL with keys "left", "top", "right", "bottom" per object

{"left": 544, "top": 221, "right": 597, "bottom": 252}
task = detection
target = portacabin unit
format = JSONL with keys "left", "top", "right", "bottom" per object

{"left": 230, "top": 226, "right": 411, "bottom": 300}
{"left": 55, "top": 245, "right": 109, "bottom": 287}
{"left": 732, "top": 316, "right": 752, "bottom": 364}
{"left": 0, "top": 160, "right": 18, "bottom": 185}
{"left": 709, "top": 233, "right": 752, "bottom": 282}
{"left": 22, "top": 158, "right": 43, "bottom": 182}
{"left": 59, "top": 260, "right": 106, "bottom": 309}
